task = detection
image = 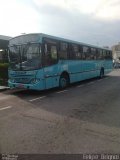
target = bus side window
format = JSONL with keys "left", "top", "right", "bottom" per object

{"left": 58, "top": 42, "right": 68, "bottom": 60}
{"left": 75, "top": 44, "right": 81, "bottom": 60}
{"left": 79, "top": 45, "right": 83, "bottom": 60}
{"left": 69, "top": 44, "right": 75, "bottom": 60}
{"left": 51, "top": 46, "right": 58, "bottom": 60}
{"left": 70, "top": 44, "right": 80, "bottom": 60}
{"left": 44, "top": 43, "right": 58, "bottom": 66}
{"left": 91, "top": 48, "right": 97, "bottom": 60}
{"left": 103, "top": 50, "right": 106, "bottom": 60}
{"left": 109, "top": 51, "right": 112, "bottom": 60}
{"left": 82, "top": 46, "right": 87, "bottom": 60}
{"left": 83, "top": 46, "right": 91, "bottom": 60}
{"left": 97, "top": 49, "right": 103, "bottom": 60}
{"left": 106, "top": 51, "right": 112, "bottom": 60}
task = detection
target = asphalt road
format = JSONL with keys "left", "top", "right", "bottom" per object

{"left": 0, "top": 69, "right": 120, "bottom": 154}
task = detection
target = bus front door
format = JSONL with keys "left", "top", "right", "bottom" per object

{"left": 44, "top": 64, "right": 59, "bottom": 89}
{"left": 43, "top": 43, "right": 59, "bottom": 89}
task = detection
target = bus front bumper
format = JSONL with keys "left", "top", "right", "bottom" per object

{"left": 8, "top": 80, "right": 45, "bottom": 91}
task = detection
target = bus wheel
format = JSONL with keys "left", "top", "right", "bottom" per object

{"left": 100, "top": 68, "right": 104, "bottom": 78}
{"left": 59, "top": 74, "right": 69, "bottom": 89}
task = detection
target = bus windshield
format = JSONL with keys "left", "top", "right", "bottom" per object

{"left": 9, "top": 43, "right": 41, "bottom": 71}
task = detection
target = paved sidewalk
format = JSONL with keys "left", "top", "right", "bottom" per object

{"left": 0, "top": 86, "right": 9, "bottom": 91}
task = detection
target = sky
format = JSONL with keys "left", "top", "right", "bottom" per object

{"left": 0, "top": 0, "right": 120, "bottom": 47}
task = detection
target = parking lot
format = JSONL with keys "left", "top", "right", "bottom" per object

{"left": 0, "top": 69, "right": 120, "bottom": 153}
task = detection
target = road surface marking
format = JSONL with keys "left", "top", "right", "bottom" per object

{"left": 77, "top": 85, "right": 85, "bottom": 88}
{"left": 97, "top": 79, "right": 103, "bottom": 82}
{"left": 56, "top": 90, "right": 68, "bottom": 94}
{"left": 29, "top": 96, "right": 46, "bottom": 102}
{"left": 0, "top": 106, "right": 13, "bottom": 111}
{"left": 0, "top": 95, "right": 14, "bottom": 101}
{"left": 88, "top": 82, "right": 95, "bottom": 84}
{"left": 105, "top": 77, "right": 109, "bottom": 80}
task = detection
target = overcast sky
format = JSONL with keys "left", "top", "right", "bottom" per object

{"left": 0, "top": 0, "right": 120, "bottom": 47}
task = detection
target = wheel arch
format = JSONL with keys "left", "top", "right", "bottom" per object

{"left": 101, "top": 67, "right": 104, "bottom": 74}
{"left": 60, "top": 71, "right": 70, "bottom": 81}
{"left": 99, "top": 67, "right": 104, "bottom": 78}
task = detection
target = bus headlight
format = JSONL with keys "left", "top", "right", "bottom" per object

{"left": 30, "top": 78, "right": 40, "bottom": 84}
{"left": 10, "top": 78, "right": 15, "bottom": 83}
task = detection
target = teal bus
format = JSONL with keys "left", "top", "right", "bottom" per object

{"left": 8, "top": 33, "right": 113, "bottom": 90}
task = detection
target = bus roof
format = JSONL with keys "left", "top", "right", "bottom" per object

{"left": 9, "top": 33, "right": 111, "bottom": 51}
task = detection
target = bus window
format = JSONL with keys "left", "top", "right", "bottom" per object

{"left": 70, "top": 44, "right": 80, "bottom": 60}
{"left": 83, "top": 46, "right": 91, "bottom": 60}
{"left": 82, "top": 46, "right": 86, "bottom": 60}
{"left": 78, "top": 45, "right": 83, "bottom": 60}
{"left": 44, "top": 43, "right": 58, "bottom": 66}
{"left": 103, "top": 50, "right": 106, "bottom": 59}
{"left": 58, "top": 42, "right": 68, "bottom": 59}
{"left": 91, "top": 48, "right": 97, "bottom": 60}
{"left": 51, "top": 46, "right": 57, "bottom": 60}
{"left": 109, "top": 51, "right": 112, "bottom": 59}
{"left": 97, "top": 49, "right": 103, "bottom": 60}
{"left": 106, "top": 51, "right": 112, "bottom": 60}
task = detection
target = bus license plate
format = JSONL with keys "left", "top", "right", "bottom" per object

{"left": 18, "top": 84, "right": 24, "bottom": 88}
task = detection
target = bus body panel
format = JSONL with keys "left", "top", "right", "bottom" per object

{"left": 43, "top": 64, "right": 59, "bottom": 89}
{"left": 8, "top": 60, "right": 113, "bottom": 91}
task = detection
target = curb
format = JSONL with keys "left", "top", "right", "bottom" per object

{"left": 0, "top": 86, "right": 10, "bottom": 92}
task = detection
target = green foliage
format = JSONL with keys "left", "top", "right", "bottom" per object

{"left": 0, "top": 63, "right": 9, "bottom": 68}
{"left": 0, "top": 63, "right": 9, "bottom": 85}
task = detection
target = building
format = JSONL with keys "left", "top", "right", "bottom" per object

{"left": 112, "top": 42, "right": 120, "bottom": 62}
{"left": 0, "top": 35, "right": 11, "bottom": 62}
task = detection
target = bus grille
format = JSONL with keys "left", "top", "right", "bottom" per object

{"left": 14, "top": 78, "right": 31, "bottom": 84}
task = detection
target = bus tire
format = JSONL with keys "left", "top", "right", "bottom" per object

{"left": 59, "top": 73, "right": 69, "bottom": 89}
{"left": 99, "top": 68, "right": 104, "bottom": 78}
